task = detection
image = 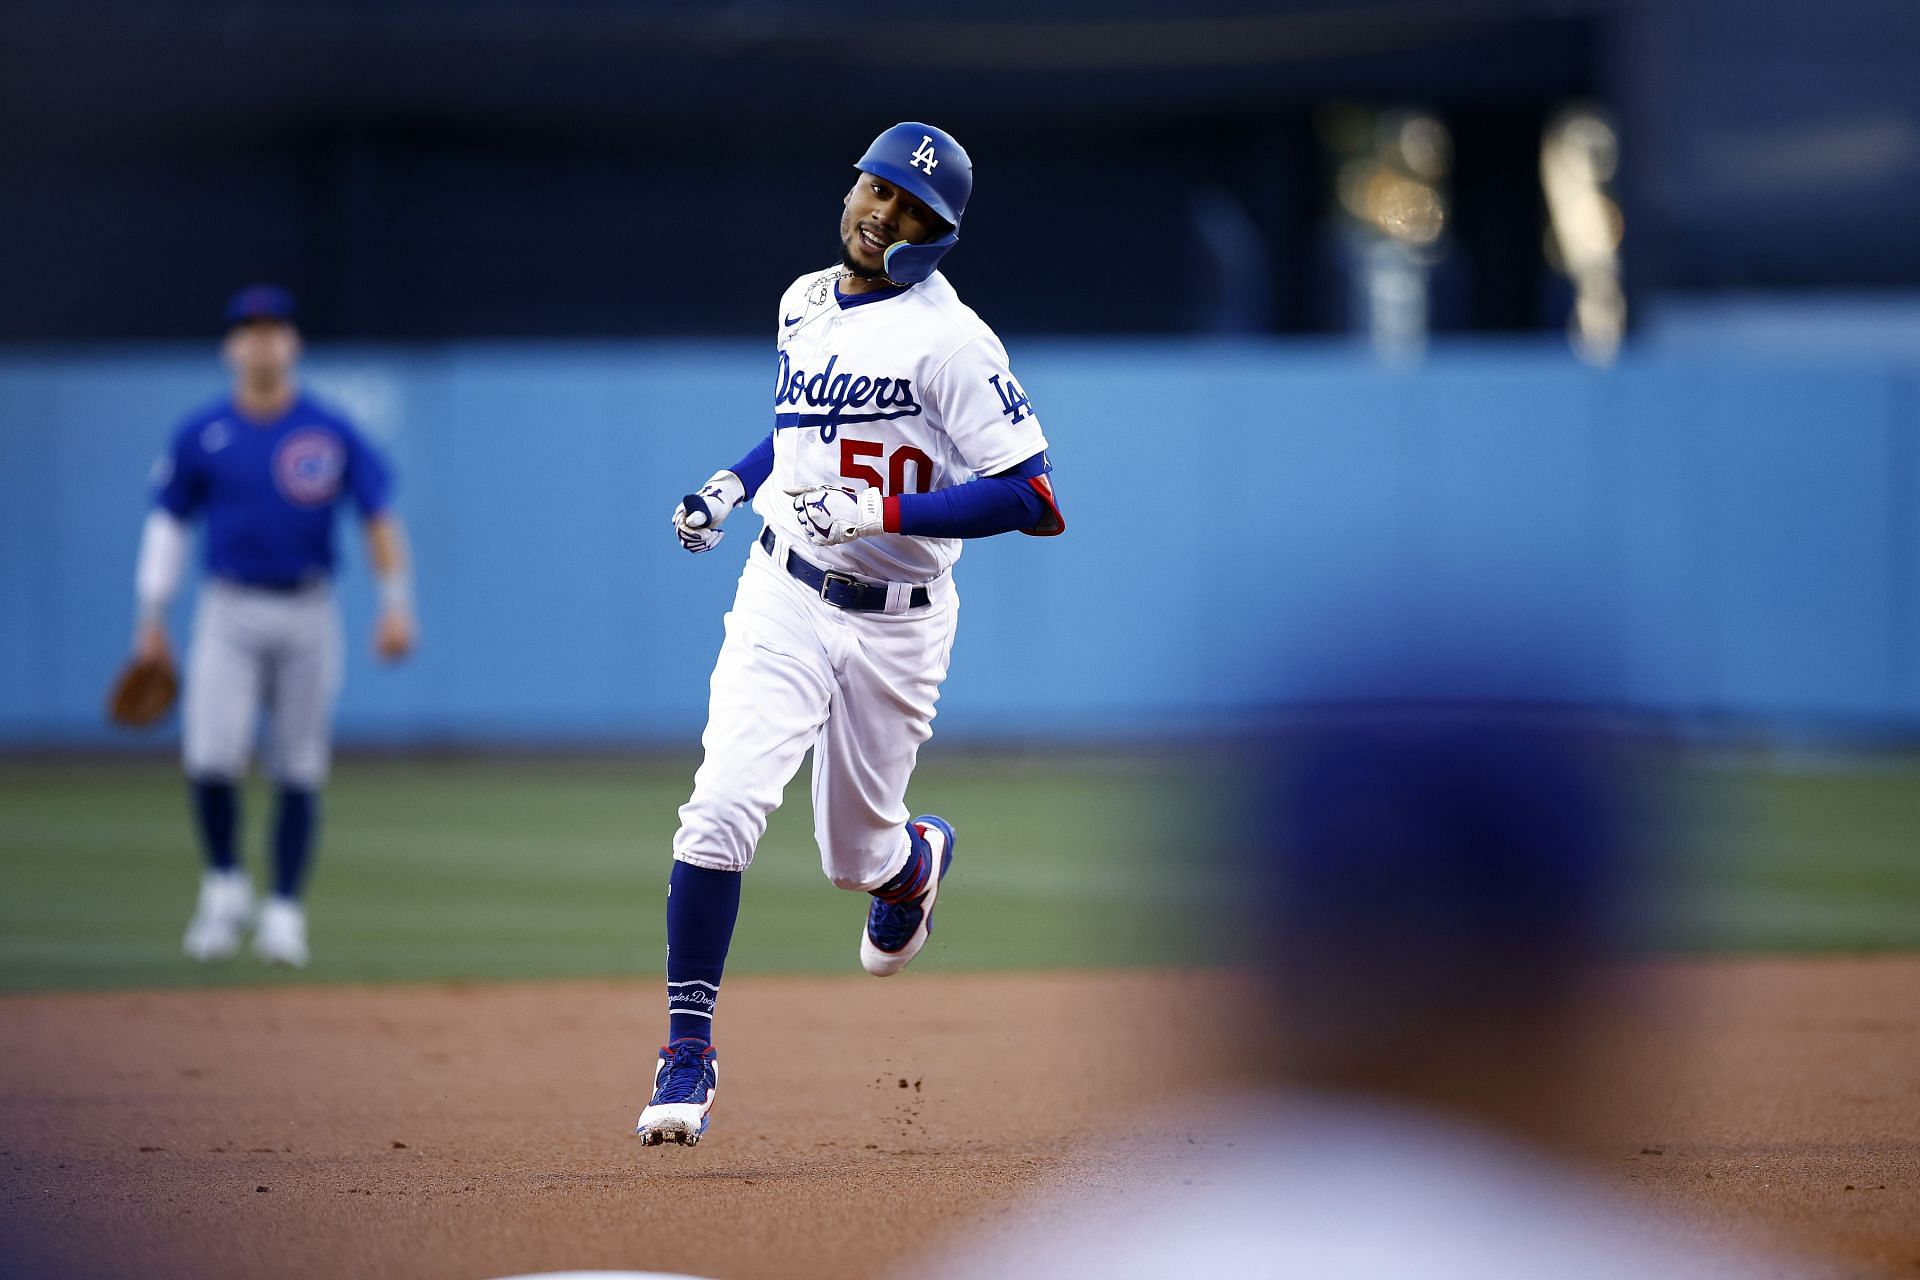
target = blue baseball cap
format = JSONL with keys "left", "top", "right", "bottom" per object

{"left": 224, "top": 284, "right": 297, "bottom": 330}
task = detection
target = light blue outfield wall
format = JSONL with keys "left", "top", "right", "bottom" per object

{"left": 2, "top": 341, "right": 1916, "bottom": 746}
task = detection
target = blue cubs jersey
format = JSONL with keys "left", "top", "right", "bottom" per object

{"left": 152, "top": 391, "right": 393, "bottom": 589}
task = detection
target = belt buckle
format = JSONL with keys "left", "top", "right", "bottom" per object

{"left": 819, "top": 570, "right": 863, "bottom": 607}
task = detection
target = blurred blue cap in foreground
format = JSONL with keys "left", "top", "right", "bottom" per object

{"left": 223, "top": 283, "right": 296, "bottom": 330}
{"left": 1230, "top": 602, "right": 1654, "bottom": 1049}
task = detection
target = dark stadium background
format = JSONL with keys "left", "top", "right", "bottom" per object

{"left": 2, "top": 0, "right": 1914, "bottom": 341}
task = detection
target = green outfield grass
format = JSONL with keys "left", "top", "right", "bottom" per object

{"left": 0, "top": 751, "right": 1213, "bottom": 992}
{"left": 1668, "top": 754, "right": 1920, "bottom": 952}
{"left": 0, "top": 749, "right": 1916, "bottom": 992}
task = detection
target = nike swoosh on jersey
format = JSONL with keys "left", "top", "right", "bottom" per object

{"left": 783, "top": 314, "right": 804, "bottom": 326}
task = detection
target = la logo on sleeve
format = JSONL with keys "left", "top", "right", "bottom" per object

{"left": 988, "top": 374, "right": 1033, "bottom": 424}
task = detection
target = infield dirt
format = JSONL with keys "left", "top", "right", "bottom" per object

{"left": 2, "top": 958, "right": 1915, "bottom": 1279}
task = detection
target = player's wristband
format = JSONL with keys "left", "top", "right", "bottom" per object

{"left": 379, "top": 574, "right": 415, "bottom": 613}
{"left": 696, "top": 469, "right": 748, "bottom": 522}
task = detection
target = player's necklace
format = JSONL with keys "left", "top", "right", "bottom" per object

{"left": 836, "top": 267, "right": 905, "bottom": 296}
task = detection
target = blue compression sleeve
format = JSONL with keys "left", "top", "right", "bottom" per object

{"left": 891, "top": 451, "right": 1061, "bottom": 539}
{"left": 727, "top": 434, "right": 775, "bottom": 499}
{"left": 893, "top": 475, "right": 1048, "bottom": 538}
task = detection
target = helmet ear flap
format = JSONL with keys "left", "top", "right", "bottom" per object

{"left": 882, "top": 231, "right": 959, "bottom": 286}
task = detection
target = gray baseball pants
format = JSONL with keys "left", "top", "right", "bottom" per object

{"left": 182, "top": 579, "right": 343, "bottom": 789}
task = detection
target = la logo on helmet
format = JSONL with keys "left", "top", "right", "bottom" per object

{"left": 911, "top": 136, "right": 938, "bottom": 174}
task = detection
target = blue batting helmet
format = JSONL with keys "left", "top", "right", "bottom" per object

{"left": 854, "top": 122, "right": 972, "bottom": 286}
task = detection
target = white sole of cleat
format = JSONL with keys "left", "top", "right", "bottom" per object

{"left": 636, "top": 1122, "right": 704, "bottom": 1147}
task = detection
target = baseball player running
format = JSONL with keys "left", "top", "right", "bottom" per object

{"left": 636, "top": 122, "right": 1064, "bottom": 1147}
{"left": 129, "top": 285, "right": 416, "bottom": 968}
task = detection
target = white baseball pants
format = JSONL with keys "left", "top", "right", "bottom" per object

{"left": 673, "top": 529, "right": 959, "bottom": 890}
{"left": 183, "top": 580, "right": 343, "bottom": 789}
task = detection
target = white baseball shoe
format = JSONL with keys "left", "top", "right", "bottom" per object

{"left": 635, "top": 1038, "right": 719, "bottom": 1147}
{"left": 251, "top": 896, "right": 310, "bottom": 968}
{"left": 182, "top": 869, "right": 253, "bottom": 963}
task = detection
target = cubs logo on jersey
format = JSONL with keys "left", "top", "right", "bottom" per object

{"left": 273, "top": 429, "right": 347, "bottom": 507}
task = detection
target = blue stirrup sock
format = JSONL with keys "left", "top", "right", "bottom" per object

{"left": 666, "top": 860, "right": 742, "bottom": 1045}
{"left": 872, "top": 826, "right": 933, "bottom": 904}
{"left": 191, "top": 778, "right": 239, "bottom": 873}
{"left": 272, "top": 786, "right": 319, "bottom": 900}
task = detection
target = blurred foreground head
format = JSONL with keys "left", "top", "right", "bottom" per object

{"left": 1231, "top": 632, "right": 1653, "bottom": 1141}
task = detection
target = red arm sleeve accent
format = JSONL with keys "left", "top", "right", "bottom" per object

{"left": 1021, "top": 474, "right": 1065, "bottom": 537}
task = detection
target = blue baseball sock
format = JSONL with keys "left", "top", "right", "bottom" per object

{"left": 191, "top": 778, "right": 239, "bottom": 873}
{"left": 272, "top": 786, "right": 319, "bottom": 900}
{"left": 665, "top": 860, "right": 742, "bottom": 1046}
{"left": 872, "top": 826, "right": 932, "bottom": 903}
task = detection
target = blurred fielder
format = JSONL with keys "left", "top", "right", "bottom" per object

{"left": 637, "top": 122, "right": 1065, "bottom": 1146}
{"left": 919, "top": 626, "right": 1815, "bottom": 1278}
{"left": 127, "top": 285, "right": 416, "bottom": 968}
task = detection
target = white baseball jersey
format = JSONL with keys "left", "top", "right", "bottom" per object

{"left": 751, "top": 265, "right": 1049, "bottom": 584}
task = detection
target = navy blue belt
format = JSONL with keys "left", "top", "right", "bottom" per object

{"left": 760, "top": 527, "right": 930, "bottom": 611}
{"left": 218, "top": 575, "right": 324, "bottom": 595}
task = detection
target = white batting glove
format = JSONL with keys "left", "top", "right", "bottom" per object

{"left": 673, "top": 470, "right": 747, "bottom": 554}
{"left": 785, "top": 485, "right": 885, "bottom": 547}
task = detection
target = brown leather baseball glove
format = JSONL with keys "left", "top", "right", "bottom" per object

{"left": 107, "top": 655, "right": 179, "bottom": 728}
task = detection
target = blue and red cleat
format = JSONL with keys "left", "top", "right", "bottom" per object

{"left": 635, "top": 1038, "right": 719, "bottom": 1147}
{"left": 860, "top": 815, "right": 956, "bottom": 977}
